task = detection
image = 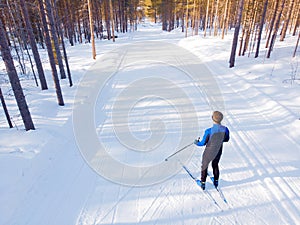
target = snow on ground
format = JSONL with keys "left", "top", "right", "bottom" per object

{"left": 0, "top": 21, "right": 300, "bottom": 225}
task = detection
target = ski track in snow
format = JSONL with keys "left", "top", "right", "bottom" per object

{"left": 230, "top": 93, "right": 299, "bottom": 222}
{"left": 203, "top": 53, "right": 300, "bottom": 224}
{"left": 77, "top": 40, "right": 238, "bottom": 225}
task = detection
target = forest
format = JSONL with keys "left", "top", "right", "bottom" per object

{"left": 0, "top": 0, "right": 299, "bottom": 131}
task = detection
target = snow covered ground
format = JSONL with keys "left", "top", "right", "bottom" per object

{"left": 0, "top": 22, "right": 300, "bottom": 225}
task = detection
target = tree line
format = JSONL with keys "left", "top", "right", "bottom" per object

{"left": 0, "top": 0, "right": 299, "bottom": 131}
{"left": 146, "top": 0, "right": 299, "bottom": 64}
{"left": 0, "top": 0, "right": 141, "bottom": 131}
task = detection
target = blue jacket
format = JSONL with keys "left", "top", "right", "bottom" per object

{"left": 195, "top": 124, "right": 230, "bottom": 147}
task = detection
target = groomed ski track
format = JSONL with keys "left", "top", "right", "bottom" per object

{"left": 1, "top": 26, "right": 299, "bottom": 225}
{"left": 76, "top": 34, "right": 300, "bottom": 224}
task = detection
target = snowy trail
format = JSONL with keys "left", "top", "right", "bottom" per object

{"left": 2, "top": 118, "right": 98, "bottom": 225}
{"left": 75, "top": 41, "right": 239, "bottom": 224}
{"left": 71, "top": 37, "right": 300, "bottom": 225}
{"left": 1, "top": 23, "right": 299, "bottom": 225}
{"left": 73, "top": 36, "right": 236, "bottom": 224}
{"left": 221, "top": 75, "right": 300, "bottom": 224}
{"left": 200, "top": 52, "right": 300, "bottom": 224}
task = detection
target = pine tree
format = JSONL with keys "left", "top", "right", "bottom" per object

{"left": 0, "top": 17, "right": 35, "bottom": 131}
{"left": 293, "top": 31, "right": 300, "bottom": 57}
{"left": 19, "top": 0, "right": 48, "bottom": 90}
{"left": 255, "top": 0, "right": 269, "bottom": 58}
{"left": 44, "top": 0, "right": 67, "bottom": 79}
{"left": 38, "top": 0, "right": 64, "bottom": 106}
{"left": 279, "top": 0, "right": 295, "bottom": 41}
{"left": 88, "top": 0, "right": 96, "bottom": 59}
{"left": 0, "top": 87, "right": 13, "bottom": 128}
{"left": 229, "top": 0, "right": 245, "bottom": 68}
{"left": 267, "top": 0, "right": 286, "bottom": 58}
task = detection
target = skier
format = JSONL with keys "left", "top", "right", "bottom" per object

{"left": 194, "top": 111, "right": 230, "bottom": 190}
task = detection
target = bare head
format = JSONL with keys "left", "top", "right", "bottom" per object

{"left": 212, "top": 111, "right": 223, "bottom": 124}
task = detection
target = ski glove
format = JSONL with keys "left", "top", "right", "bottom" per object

{"left": 194, "top": 139, "right": 199, "bottom": 145}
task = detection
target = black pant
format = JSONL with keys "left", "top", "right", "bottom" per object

{"left": 201, "top": 149, "right": 222, "bottom": 182}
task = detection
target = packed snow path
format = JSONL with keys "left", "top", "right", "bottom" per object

{"left": 73, "top": 41, "right": 300, "bottom": 225}
{"left": 1, "top": 26, "right": 299, "bottom": 225}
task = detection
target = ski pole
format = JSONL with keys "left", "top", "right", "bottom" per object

{"left": 164, "top": 142, "right": 194, "bottom": 161}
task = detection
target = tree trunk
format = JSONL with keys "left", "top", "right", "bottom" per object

{"left": 64, "top": 0, "right": 74, "bottom": 46}
{"left": 44, "top": 0, "right": 66, "bottom": 79}
{"left": 162, "top": 1, "right": 168, "bottom": 31}
{"left": 6, "top": 0, "right": 26, "bottom": 75}
{"left": 185, "top": 0, "right": 189, "bottom": 37}
{"left": 77, "top": 9, "right": 83, "bottom": 43}
{"left": 280, "top": 0, "right": 294, "bottom": 41}
{"left": 213, "top": 0, "right": 219, "bottom": 36}
{"left": 255, "top": 0, "right": 268, "bottom": 58}
{"left": 195, "top": 1, "right": 201, "bottom": 35}
{"left": 204, "top": 0, "right": 210, "bottom": 37}
{"left": 221, "top": 0, "right": 229, "bottom": 39}
{"left": 104, "top": 0, "right": 111, "bottom": 39}
{"left": 0, "top": 18, "right": 35, "bottom": 131}
{"left": 229, "top": 0, "right": 244, "bottom": 68}
{"left": 209, "top": 0, "right": 214, "bottom": 36}
{"left": 36, "top": 14, "right": 45, "bottom": 48}
{"left": 54, "top": 4, "right": 73, "bottom": 87}
{"left": 38, "top": 0, "right": 64, "bottom": 106}
{"left": 88, "top": 0, "right": 96, "bottom": 59}
{"left": 192, "top": 0, "right": 196, "bottom": 35}
{"left": 19, "top": 0, "right": 48, "bottom": 90}
{"left": 292, "top": 30, "right": 300, "bottom": 57}
{"left": 109, "top": 0, "right": 116, "bottom": 42}
{"left": 292, "top": 8, "right": 299, "bottom": 36}
{"left": 247, "top": 3, "right": 259, "bottom": 57}
{"left": 0, "top": 87, "right": 13, "bottom": 128}
{"left": 267, "top": 0, "right": 286, "bottom": 58}
{"left": 0, "top": 14, "right": 10, "bottom": 47}
{"left": 8, "top": 0, "right": 39, "bottom": 86}
{"left": 242, "top": 0, "right": 257, "bottom": 56}
{"left": 265, "top": 0, "right": 280, "bottom": 48}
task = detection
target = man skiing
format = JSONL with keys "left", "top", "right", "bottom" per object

{"left": 194, "top": 111, "right": 230, "bottom": 190}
